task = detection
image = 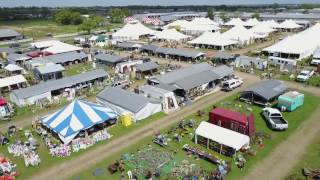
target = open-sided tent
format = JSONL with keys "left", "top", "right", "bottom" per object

{"left": 41, "top": 99, "right": 117, "bottom": 144}
{"left": 250, "top": 23, "right": 276, "bottom": 38}
{"left": 224, "top": 18, "right": 245, "bottom": 27}
{"left": 163, "top": 20, "right": 190, "bottom": 29}
{"left": 260, "top": 20, "right": 280, "bottom": 29}
{"left": 277, "top": 19, "right": 302, "bottom": 30}
{"left": 195, "top": 121, "right": 250, "bottom": 152}
{"left": 188, "top": 31, "right": 237, "bottom": 50}
{"left": 183, "top": 24, "right": 220, "bottom": 35}
{"left": 113, "top": 22, "right": 155, "bottom": 41}
{"left": 151, "top": 29, "right": 190, "bottom": 42}
{"left": 222, "top": 25, "right": 256, "bottom": 45}
{"left": 189, "top": 17, "right": 219, "bottom": 26}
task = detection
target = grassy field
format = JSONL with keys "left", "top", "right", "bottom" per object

{"left": 286, "top": 135, "right": 320, "bottom": 179}
{"left": 70, "top": 92, "right": 320, "bottom": 180}
{"left": 0, "top": 111, "right": 165, "bottom": 179}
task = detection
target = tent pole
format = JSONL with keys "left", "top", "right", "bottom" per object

{"left": 207, "top": 138, "right": 209, "bottom": 149}
{"left": 220, "top": 144, "right": 222, "bottom": 154}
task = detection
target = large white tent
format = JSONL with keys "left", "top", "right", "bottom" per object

{"left": 151, "top": 29, "right": 190, "bottom": 42}
{"left": 250, "top": 23, "right": 276, "bottom": 38}
{"left": 113, "top": 22, "right": 155, "bottom": 41}
{"left": 163, "top": 20, "right": 190, "bottom": 29}
{"left": 224, "top": 18, "right": 245, "bottom": 27}
{"left": 30, "top": 40, "right": 82, "bottom": 54}
{"left": 277, "top": 19, "right": 302, "bottom": 30}
{"left": 195, "top": 121, "right": 250, "bottom": 151}
{"left": 189, "top": 17, "right": 219, "bottom": 26}
{"left": 264, "top": 23, "right": 320, "bottom": 65}
{"left": 188, "top": 31, "right": 237, "bottom": 50}
{"left": 222, "top": 25, "right": 256, "bottom": 45}
{"left": 244, "top": 18, "right": 260, "bottom": 27}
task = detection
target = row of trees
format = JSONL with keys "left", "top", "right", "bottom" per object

{"left": 54, "top": 10, "right": 83, "bottom": 25}
{"left": 107, "top": 8, "right": 132, "bottom": 23}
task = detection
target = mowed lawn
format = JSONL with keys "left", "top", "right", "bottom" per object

{"left": 0, "top": 111, "right": 165, "bottom": 179}
{"left": 286, "top": 135, "right": 320, "bottom": 179}
{"left": 70, "top": 92, "right": 320, "bottom": 180}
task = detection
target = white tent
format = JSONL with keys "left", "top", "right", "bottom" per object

{"left": 264, "top": 23, "right": 320, "bottom": 64}
{"left": 250, "top": 23, "right": 276, "bottom": 38}
{"left": 262, "top": 20, "right": 281, "bottom": 29}
{"left": 189, "top": 17, "right": 219, "bottom": 26}
{"left": 4, "top": 64, "right": 24, "bottom": 72}
{"left": 151, "top": 29, "right": 190, "bottom": 41}
{"left": 184, "top": 24, "right": 220, "bottom": 35}
{"left": 113, "top": 21, "right": 155, "bottom": 41}
{"left": 0, "top": 75, "right": 26, "bottom": 89}
{"left": 195, "top": 121, "right": 250, "bottom": 151}
{"left": 31, "top": 40, "right": 82, "bottom": 54}
{"left": 222, "top": 25, "right": 256, "bottom": 45}
{"left": 278, "top": 19, "right": 302, "bottom": 30}
{"left": 188, "top": 31, "right": 237, "bottom": 50}
{"left": 244, "top": 18, "right": 260, "bottom": 27}
{"left": 224, "top": 18, "right": 245, "bottom": 27}
{"left": 163, "top": 20, "right": 190, "bottom": 29}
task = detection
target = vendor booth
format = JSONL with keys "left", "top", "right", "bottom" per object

{"left": 277, "top": 91, "right": 304, "bottom": 111}
{"left": 195, "top": 121, "right": 250, "bottom": 157}
{"left": 41, "top": 99, "right": 117, "bottom": 144}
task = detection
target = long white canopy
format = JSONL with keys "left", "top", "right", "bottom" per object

{"left": 222, "top": 25, "right": 256, "bottom": 44}
{"left": 113, "top": 21, "right": 155, "bottom": 41}
{"left": 195, "top": 121, "right": 250, "bottom": 151}
{"left": 224, "top": 18, "right": 245, "bottom": 26}
{"left": 163, "top": 20, "right": 190, "bottom": 29}
{"left": 278, "top": 19, "right": 302, "bottom": 29}
{"left": 0, "top": 75, "right": 26, "bottom": 88}
{"left": 188, "top": 31, "right": 237, "bottom": 47}
{"left": 244, "top": 18, "right": 260, "bottom": 27}
{"left": 189, "top": 17, "right": 219, "bottom": 26}
{"left": 264, "top": 23, "right": 320, "bottom": 58}
{"left": 151, "top": 29, "right": 190, "bottom": 41}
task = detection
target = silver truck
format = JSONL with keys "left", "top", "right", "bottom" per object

{"left": 262, "top": 107, "right": 288, "bottom": 130}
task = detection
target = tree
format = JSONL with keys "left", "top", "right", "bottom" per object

{"left": 207, "top": 8, "right": 213, "bottom": 20}
{"left": 219, "top": 11, "right": 228, "bottom": 22}
{"left": 108, "top": 8, "right": 132, "bottom": 23}
{"left": 79, "top": 19, "right": 97, "bottom": 34}
{"left": 54, "top": 9, "right": 83, "bottom": 25}
{"left": 251, "top": 12, "right": 260, "bottom": 19}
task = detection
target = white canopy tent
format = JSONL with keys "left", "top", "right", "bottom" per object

{"left": 4, "top": 64, "right": 24, "bottom": 72}
{"left": 195, "top": 121, "right": 250, "bottom": 151}
{"left": 224, "top": 18, "right": 245, "bottom": 27}
{"left": 277, "top": 19, "right": 302, "bottom": 30}
{"left": 244, "top": 18, "right": 260, "bottom": 27}
{"left": 113, "top": 21, "right": 155, "bottom": 41}
{"left": 260, "top": 20, "right": 281, "bottom": 29}
{"left": 0, "top": 75, "right": 26, "bottom": 89}
{"left": 189, "top": 17, "right": 219, "bottom": 26}
{"left": 222, "top": 25, "right": 256, "bottom": 45}
{"left": 264, "top": 23, "right": 320, "bottom": 64}
{"left": 250, "top": 23, "right": 276, "bottom": 38}
{"left": 151, "top": 29, "right": 190, "bottom": 42}
{"left": 163, "top": 20, "right": 190, "bottom": 29}
{"left": 31, "top": 40, "right": 82, "bottom": 54}
{"left": 188, "top": 31, "right": 237, "bottom": 50}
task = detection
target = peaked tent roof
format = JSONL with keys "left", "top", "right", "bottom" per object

{"left": 250, "top": 23, "right": 276, "bottom": 35}
{"left": 224, "top": 18, "right": 245, "bottom": 26}
{"left": 113, "top": 21, "right": 155, "bottom": 40}
{"left": 244, "top": 18, "right": 260, "bottom": 27}
{"left": 152, "top": 29, "right": 190, "bottom": 41}
{"left": 189, "top": 17, "right": 219, "bottom": 26}
{"left": 41, "top": 99, "right": 117, "bottom": 144}
{"left": 222, "top": 25, "right": 256, "bottom": 42}
{"left": 188, "top": 31, "right": 237, "bottom": 47}
{"left": 4, "top": 64, "right": 23, "bottom": 72}
{"left": 278, "top": 19, "right": 302, "bottom": 29}
{"left": 163, "top": 20, "right": 190, "bottom": 29}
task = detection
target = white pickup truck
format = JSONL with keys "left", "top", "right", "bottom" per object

{"left": 262, "top": 108, "right": 288, "bottom": 131}
{"left": 296, "top": 70, "right": 314, "bottom": 82}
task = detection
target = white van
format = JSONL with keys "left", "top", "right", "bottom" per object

{"left": 221, "top": 78, "right": 243, "bottom": 91}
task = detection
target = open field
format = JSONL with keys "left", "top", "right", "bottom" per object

{"left": 70, "top": 92, "right": 320, "bottom": 180}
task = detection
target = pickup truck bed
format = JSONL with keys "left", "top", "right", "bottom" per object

{"left": 271, "top": 117, "right": 287, "bottom": 124}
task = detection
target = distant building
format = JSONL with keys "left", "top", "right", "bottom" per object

{"left": 0, "top": 29, "right": 22, "bottom": 41}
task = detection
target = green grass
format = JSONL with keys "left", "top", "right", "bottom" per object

{"left": 64, "top": 63, "right": 94, "bottom": 76}
{"left": 286, "top": 136, "right": 320, "bottom": 179}
{"left": 0, "top": 111, "right": 166, "bottom": 179}
{"left": 70, "top": 92, "right": 320, "bottom": 180}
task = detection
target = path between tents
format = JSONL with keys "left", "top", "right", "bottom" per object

{"left": 243, "top": 105, "right": 320, "bottom": 180}
{"left": 28, "top": 73, "right": 261, "bottom": 180}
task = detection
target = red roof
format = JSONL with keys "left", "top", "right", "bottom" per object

{"left": 210, "top": 108, "right": 248, "bottom": 124}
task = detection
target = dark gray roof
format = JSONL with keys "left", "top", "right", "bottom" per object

{"left": 154, "top": 83, "right": 178, "bottom": 92}
{"left": 11, "top": 69, "right": 108, "bottom": 99}
{"left": 154, "top": 47, "right": 171, "bottom": 54}
{"left": 169, "top": 48, "right": 204, "bottom": 58}
{"left": 35, "top": 64, "right": 65, "bottom": 74}
{"left": 140, "top": 44, "right": 159, "bottom": 52}
{"left": 7, "top": 53, "right": 31, "bottom": 62}
{"left": 213, "top": 52, "right": 235, "bottom": 60}
{"left": 0, "top": 47, "right": 17, "bottom": 54}
{"left": 136, "top": 61, "right": 159, "bottom": 72}
{"left": 95, "top": 53, "right": 125, "bottom": 63}
{"left": 151, "top": 63, "right": 220, "bottom": 90}
{"left": 212, "top": 65, "right": 233, "bottom": 78}
{"left": 97, "top": 87, "right": 149, "bottom": 113}
{"left": 242, "top": 80, "right": 288, "bottom": 101}
{"left": 0, "top": 29, "right": 21, "bottom": 39}
{"left": 46, "top": 51, "right": 87, "bottom": 64}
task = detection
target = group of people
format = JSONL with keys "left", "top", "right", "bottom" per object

{"left": 0, "top": 155, "right": 18, "bottom": 180}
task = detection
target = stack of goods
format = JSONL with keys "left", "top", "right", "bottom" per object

{"left": 72, "top": 130, "right": 111, "bottom": 152}
{"left": 0, "top": 155, "right": 18, "bottom": 179}
{"left": 49, "top": 144, "right": 71, "bottom": 157}
{"left": 7, "top": 142, "right": 41, "bottom": 167}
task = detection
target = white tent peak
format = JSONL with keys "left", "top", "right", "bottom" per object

{"left": 224, "top": 18, "right": 245, "bottom": 26}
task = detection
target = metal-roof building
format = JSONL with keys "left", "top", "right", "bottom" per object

{"left": 34, "top": 64, "right": 65, "bottom": 81}
{"left": 0, "top": 29, "right": 22, "bottom": 41}
{"left": 240, "top": 80, "right": 288, "bottom": 106}
{"left": 136, "top": 61, "right": 159, "bottom": 72}
{"left": 95, "top": 53, "right": 127, "bottom": 66}
{"left": 96, "top": 87, "right": 162, "bottom": 121}
{"left": 46, "top": 51, "right": 88, "bottom": 65}
{"left": 10, "top": 69, "right": 108, "bottom": 107}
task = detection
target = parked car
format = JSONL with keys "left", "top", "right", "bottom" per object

{"left": 310, "top": 58, "right": 320, "bottom": 66}
{"left": 221, "top": 78, "right": 243, "bottom": 91}
{"left": 296, "top": 70, "right": 314, "bottom": 82}
{"left": 261, "top": 107, "right": 288, "bottom": 130}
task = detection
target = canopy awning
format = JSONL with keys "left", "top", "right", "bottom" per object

{"left": 195, "top": 121, "right": 250, "bottom": 150}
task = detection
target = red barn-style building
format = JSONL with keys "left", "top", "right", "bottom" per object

{"left": 209, "top": 107, "right": 255, "bottom": 137}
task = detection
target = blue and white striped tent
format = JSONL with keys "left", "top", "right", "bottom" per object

{"left": 41, "top": 99, "right": 117, "bottom": 144}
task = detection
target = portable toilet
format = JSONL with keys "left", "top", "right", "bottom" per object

{"left": 120, "top": 114, "right": 132, "bottom": 127}
{"left": 278, "top": 91, "right": 304, "bottom": 111}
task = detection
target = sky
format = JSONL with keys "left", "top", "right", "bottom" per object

{"left": 1, "top": 0, "right": 320, "bottom": 7}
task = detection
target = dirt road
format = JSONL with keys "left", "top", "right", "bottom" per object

{"left": 243, "top": 106, "right": 320, "bottom": 180}
{"left": 28, "top": 72, "right": 261, "bottom": 180}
